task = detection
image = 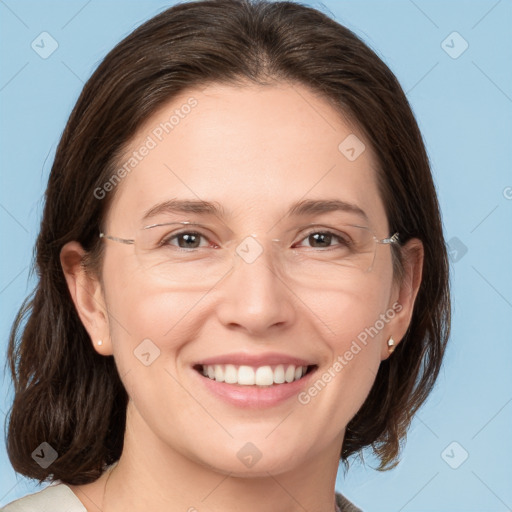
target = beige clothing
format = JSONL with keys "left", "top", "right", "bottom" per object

{"left": 1, "top": 483, "right": 362, "bottom": 511}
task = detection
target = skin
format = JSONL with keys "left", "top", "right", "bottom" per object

{"left": 61, "top": 81, "right": 423, "bottom": 512}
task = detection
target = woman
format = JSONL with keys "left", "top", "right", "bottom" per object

{"left": 3, "top": 0, "right": 450, "bottom": 510}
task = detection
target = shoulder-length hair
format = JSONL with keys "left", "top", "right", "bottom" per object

{"left": 6, "top": 0, "right": 450, "bottom": 485}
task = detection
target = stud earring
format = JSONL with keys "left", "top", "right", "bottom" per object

{"left": 387, "top": 336, "right": 395, "bottom": 354}
{"left": 97, "top": 340, "right": 103, "bottom": 346}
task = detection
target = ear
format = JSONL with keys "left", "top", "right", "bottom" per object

{"left": 381, "top": 238, "right": 424, "bottom": 360}
{"left": 60, "top": 241, "right": 113, "bottom": 356}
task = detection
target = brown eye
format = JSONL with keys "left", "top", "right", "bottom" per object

{"left": 177, "top": 233, "right": 202, "bottom": 248}
{"left": 162, "top": 232, "right": 208, "bottom": 249}
{"left": 308, "top": 232, "right": 333, "bottom": 248}
{"left": 296, "top": 230, "right": 351, "bottom": 249}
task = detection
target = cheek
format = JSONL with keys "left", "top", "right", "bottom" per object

{"left": 298, "top": 277, "right": 393, "bottom": 414}
{"left": 306, "top": 272, "right": 393, "bottom": 347}
{"left": 109, "top": 289, "right": 201, "bottom": 350}
{"left": 102, "top": 253, "right": 205, "bottom": 369}
{"left": 104, "top": 280, "right": 205, "bottom": 433}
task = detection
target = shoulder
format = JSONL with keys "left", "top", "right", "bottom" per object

{"left": 0, "top": 483, "right": 86, "bottom": 512}
{"left": 335, "top": 491, "right": 363, "bottom": 512}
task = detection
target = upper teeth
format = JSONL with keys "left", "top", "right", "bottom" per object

{"left": 201, "top": 364, "right": 308, "bottom": 386}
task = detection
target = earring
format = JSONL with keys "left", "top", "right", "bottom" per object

{"left": 97, "top": 340, "right": 103, "bottom": 346}
{"left": 387, "top": 336, "right": 395, "bottom": 354}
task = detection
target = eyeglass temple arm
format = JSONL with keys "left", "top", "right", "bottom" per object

{"left": 99, "top": 233, "right": 135, "bottom": 245}
{"left": 379, "top": 232, "right": 400, "bottom": 245}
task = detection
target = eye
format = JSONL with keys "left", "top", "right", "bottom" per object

{"left": 295, "top": 230, "right": 351, "bottom": 249}
{"left": 163, "top": 231, "right": 212, "bottom": 249}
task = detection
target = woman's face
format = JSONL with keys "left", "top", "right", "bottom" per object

{"left": 90, "top": 81, "right": 410, "bottom": 475}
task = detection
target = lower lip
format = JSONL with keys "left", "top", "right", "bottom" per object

{"left": 193, "top": 367, "right": 317, "bottom": 409}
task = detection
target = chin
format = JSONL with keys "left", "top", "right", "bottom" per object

{"left": 191, "top": 438, "right": 311, "bottom": 478}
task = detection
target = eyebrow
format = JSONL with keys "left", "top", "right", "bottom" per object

{"left": 287, "top": 199, "right": 368, "bottom": 221}
{"left": 141, "top": 198, "right": 368, "bottom": 223}
{"left": 142, "top": 198, "right": 226, "bottom": 221}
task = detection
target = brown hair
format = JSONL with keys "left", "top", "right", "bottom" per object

{"left": 5, "top": 0, "right": 450, "bottom": 485}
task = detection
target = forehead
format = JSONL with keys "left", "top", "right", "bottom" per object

{"left": 106, "top": 81, "right": 387, "bottom": 233}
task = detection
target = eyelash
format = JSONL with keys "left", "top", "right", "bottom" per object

{"left": 161, "top": 231, "right": 217, "bottom": 249}
{"left": 296, "top": 229, "right": 351, "bottom": 250}
{"left": 161, "top": 228, "right": 351, "bottom": 250}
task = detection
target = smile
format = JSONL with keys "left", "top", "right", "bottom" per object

{"left": 192, "top": 352, "right": 319, "bottom": 408}
{"left": 195, "top": 363, "right": 317, "bottom": 386}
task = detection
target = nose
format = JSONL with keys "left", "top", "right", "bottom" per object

{"left": 214, "top": 239, "right": 297, "bottom": 336}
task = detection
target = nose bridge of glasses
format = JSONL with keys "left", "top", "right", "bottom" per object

{"left": 230, "top": 233, "right": 285, "bottom": 266}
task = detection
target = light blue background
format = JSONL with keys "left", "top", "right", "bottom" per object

{"left": 1, "top": 1, "right": 511, "bottom": 510}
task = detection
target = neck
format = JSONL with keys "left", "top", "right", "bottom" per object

{"left": 102, "top": 402, "right": 343, "bottom": 512}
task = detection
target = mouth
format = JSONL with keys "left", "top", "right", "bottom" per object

{"left": 193, "top": 363, "right": 318, "bottom": 387}
{"left": 191, "top": 352, "right": 319, "bottom": 408}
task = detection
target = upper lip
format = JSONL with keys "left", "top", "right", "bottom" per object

{"left": 194, "top": 352, "right": 316, "bottom": 367}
